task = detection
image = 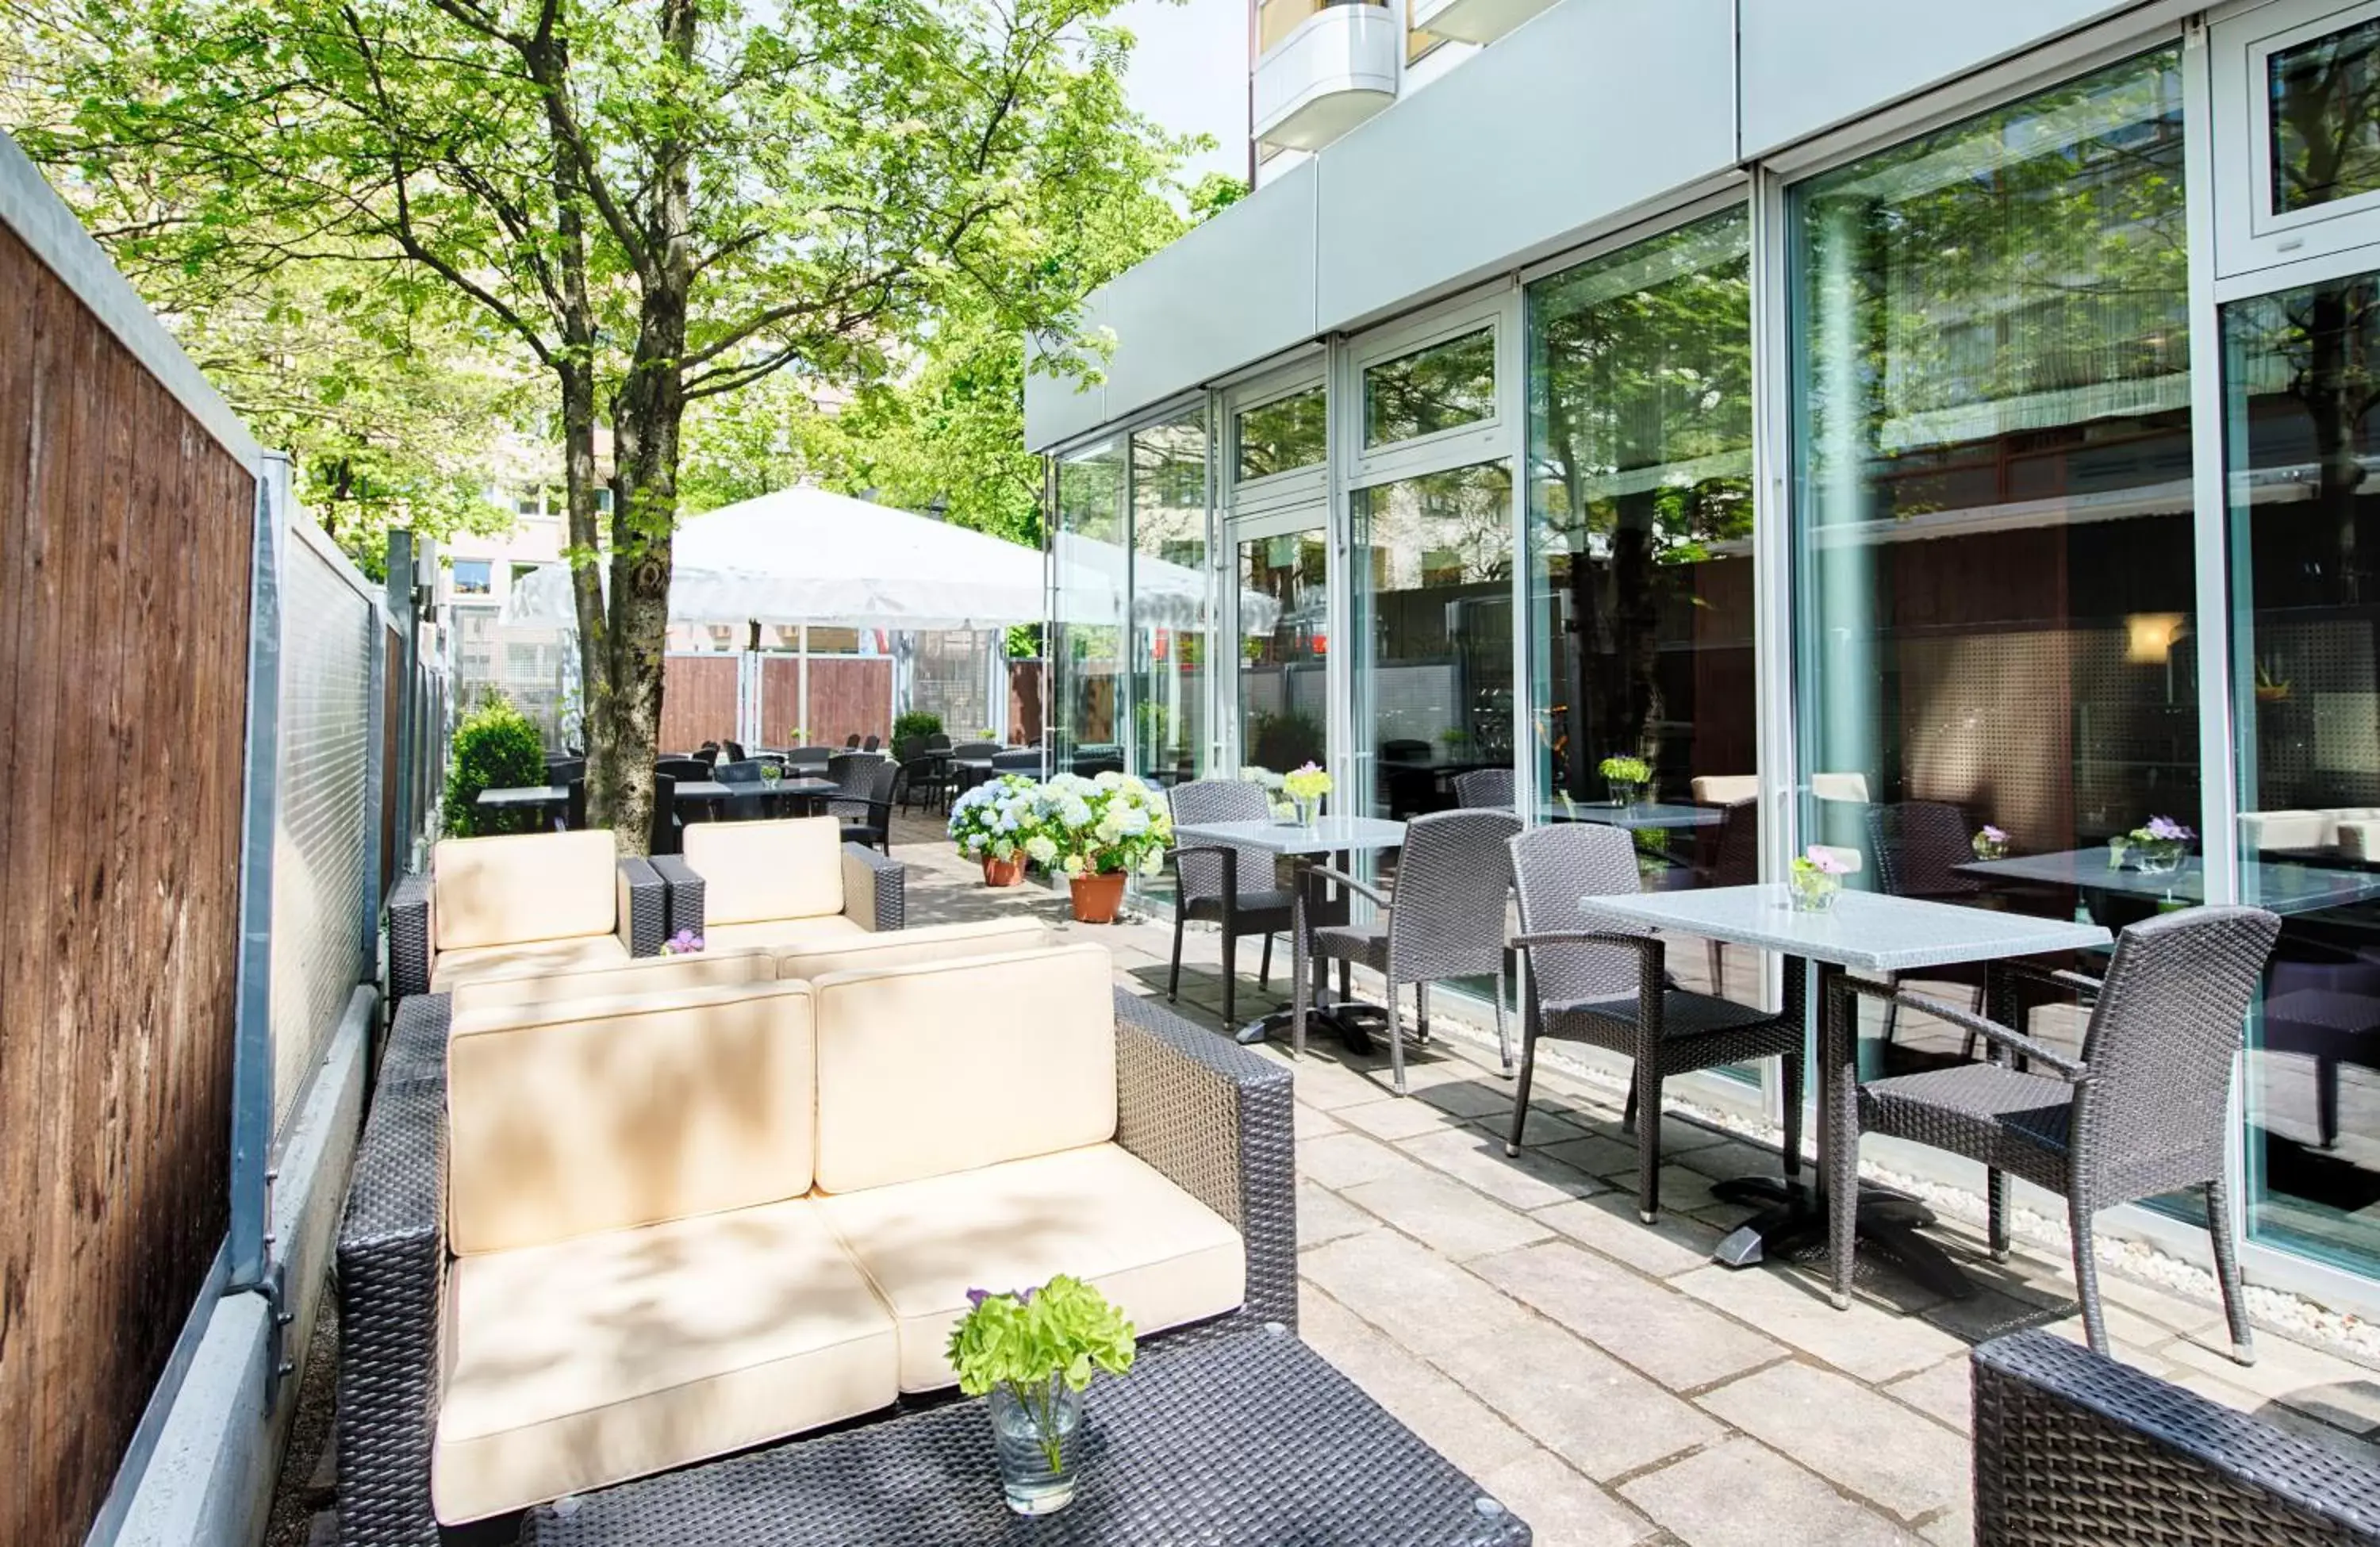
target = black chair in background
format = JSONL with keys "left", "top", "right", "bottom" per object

{"left": 562, "top": 777, "right": 587, "bottom": 832}
{"left": 896, "top": 753, "right": 949, "bottom": 816}
{"left": 713, "top": 758, "right": 772, "bottom": 822}
{"left": 649, "top": 771, "right": 681, "bottom": 855}
{"left": 1453, "top": 767, "right": 1514, "bottom": 810}
{"left": 695, "top": 743, "right": 720, "bottom": 768}
{"left": 1868, "top": 800, "right": 1997, "bottom": 1052}
{"left": 721, "top": 739, "right": 747, "bottom": 762}
{"left": 1165, "top": 780, "right": 1296, "bottom": 1028}
{"left": 845, "top": 733, "right": 863, "bottom": 748}
{"left": 656, "top": 757, "right": 712, "bottom": 782}
{"left": 862, "top": 734, "right": 881, "bottom": 752}
{"left": 991, "top": 748, "right": 1042, "bottom": 778}
{"left": 788, "top": 746, "right": 835, "bottom": 770}
{"left": 835, "top": 758, "right": 900, "bottom": 853}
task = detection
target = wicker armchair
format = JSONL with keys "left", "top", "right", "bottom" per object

{"left": 1868, "top": 800, "right": 1994, "bottom": 1048}
{"left": 1824, "top": 906, "right": 2281, "bottom": 1357}
{"left": 1453, "top": 767, "right": 1514, "bottom": 810}
{"left": 1507, "top": 823, "right": 1806, "bottom": 1223}
{"left": 894, "top": 753, "right": 948, "bottom": 816}
{"left": 1166, "top": 778, "right": 1297, "bottom": 1027}
{"left": 1973, "top": 1328, "right": 2380, "bottom": 1544}
{"left": 831, "top": 756, "right": 900, "bottom": 853}
{"left": 1307, "top": 808, "right": 1521, "bottom": 1092}
{"left": 336, "top": 988, "right": 1296, "bottom": 1546}
{"left": 387, "top": 843, "right": 668, "bottom": 1004}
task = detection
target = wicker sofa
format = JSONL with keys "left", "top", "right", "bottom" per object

{"left": 651, "top": 814, "right": 906, "bottom": 942}
{"left": 1972, "top": 1329, "right": 2380, "bottom": 1544}
{"left": 387, "top": 831, "right": 670, "bottom": 1003}
{"left": 338, "top": 946, "right": 1296, "bottom": 1543}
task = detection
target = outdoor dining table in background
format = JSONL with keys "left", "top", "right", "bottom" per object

{"left": 1959, "top": 844, "right": 2380, "bottom": 919}
{"left": 1169, "top": 813, "right": 1407, "bottom": 1057}
{"left": 1546, "top": 800, "right": 1725, "bottom": 834}
{"left": 1575, "top": 882, "right": 2109, "bottom": 1302}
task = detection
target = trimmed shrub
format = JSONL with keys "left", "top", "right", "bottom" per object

{"left": 891, "top": 708, "right": 943, "bottom": 745}
{"left": 443, "top": 694, "right": 547, "bottom": 837}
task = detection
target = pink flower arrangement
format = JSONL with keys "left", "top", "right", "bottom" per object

{"left": 1800, "top": 844, "right": 1849, "bottom": 876}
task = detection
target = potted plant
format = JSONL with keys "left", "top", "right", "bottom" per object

{"left": 946, "top": 1276, "right": 1136, "bottom": 1516}
{"left": 2126, "top": 815, "right": 2194, "bottom": 876}
{"left": 1036, "top": 771, "right": 1171, "bottom": 923}
{"left": 1971, "top": 823, "right": 2009, "bottom": 862}
{"left": 1599, "top": 754, "right": 1652, "bottom": 807}
{"left": 1787, "top": 845, "right": 1849, "bottom": 912}
{"left": 1282, "top": 762, "right": 1332, "bottom": 827}
{"left": 950, "top": 773, "right": 1038, "bottom": 886}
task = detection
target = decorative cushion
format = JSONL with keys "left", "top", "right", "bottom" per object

{"left": 701, "top": 915, "right": 869, "bottom": 957}
{"left": 446, "top": 981, "right": 816, "bottom": 1255}
{"left": 447, "top": 947, "right": 777, "bottom": 1013}
{"left": 433, "top": 1198, "right": 896, "bottom": 1522}
{"left": 2244, "top": 810, "right": 2333, "bottom": 851}
{"left": 683, "top": 816, "right": 843, "bottom": 925}
{"left": 432, "top": 830, "right": 620, "bottom": 950}
{"left": 774, "top": 917, "right": 1050, "bottom": 982}
{"left": 1690, "top": 775, "right": 1758, "bottom": 804}
{"left": 1812, "top": 772, "right": 1871, "bottom": 804}
{"left": 811, "top": 944, "right": 1116, "bottom": 1194}
{"left": 817, "top": 1142, "right": 1245, "bottom": 1393}
{"left": 429, "top": 935, "right": 631, "bottom": 995}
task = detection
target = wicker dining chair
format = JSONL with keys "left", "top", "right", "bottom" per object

{"left": 1165, "top": 779, "right": 1297, "bottom": 1027}
{"left": 896, "top": 753, "right": 949, "bottom": 816}
{"left": 1508, "top": 823, "right": 1806, "bottom": 1223}
{"left": 649, "top": 770, "right": 681, "bottom": 856}
{"left": 833, "top": 756, "right": 900, "bottom": 853}
{"left": 1306, "top": 808, "right": 1522, "bottom": 1094}
{"left": 712, "top": 758, "right": 772, "bottom": 822}
{"left": 1868, "top": 800, "right": 1994, "bottom": 1049}
{"left": 1825, "top": 904, "right": 2282, "bottom": 1361}
{"left": 1453, "top": 767, "right": 1514, "bottom": 810}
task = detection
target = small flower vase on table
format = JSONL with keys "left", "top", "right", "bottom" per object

{"left": 1971, "top": 825, "right": 2009, "bottom": 862}
{"left": 949, "top": 1276, "right": 1135, "bottom": 1518}
{"left": 2125, "top": 816, "right": 2194, "bottom": 879}
{"left": 1599, "top": 755, "right": 1651, "bottom": 808}
{"left": 1787, "top": 846, "right": 1847, "bottom": 913}
{"left": 988, "top": 1376, "right": 1084, "bottom": 1515}
{"left": 1282, "top": 762, "right": 1331, "bottom": 829}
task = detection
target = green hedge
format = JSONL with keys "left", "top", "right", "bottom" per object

{"left": 892, "top": 708, "right": 943, "bottom": 745}
{"left": 442, "top": 695, "right": 548, "bottom": 837}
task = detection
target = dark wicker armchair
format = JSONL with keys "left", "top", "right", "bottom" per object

{"left": 1973, "top": 1328, "right": 2380, "bottom": 1544}
{"left": 1868, "top": 800, "right": 1994, "bottom": 1049}
{"left": 1507, "top": 823, "right": 1806, "bottom": 1223}
{"left": 1165, "top": 778, "right": 1296, "bottom": 1027}
{"left": 1307, "top": 808, "right": 1521, "bottom": 1092}
{"left": 336, "top": 989, "right": 1296, "bottom": 1547}
{"left": 1453, "top": 767, "right": 1514, "bottom": 810}
{"left": 1825, "top": 906, "right": 2281, "bottom": 1358}
{"left": 831, "top": 757, "right": 900, "bottom": 854}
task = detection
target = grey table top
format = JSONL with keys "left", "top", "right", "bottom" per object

{"left": 1177, "top": 814, "right": 1410, "bottom": 857}
{"left": 1958, "top": 846, "right": 2380, "bottom": 917}
{"left": 1549, "top": 800, "right": 1722, "bottom": 831}
{"left": 1576, "top": 883, "right": 2110, "bottom": 973}
{"left": 477, "top": 785, "right": 566, "bottom": 808}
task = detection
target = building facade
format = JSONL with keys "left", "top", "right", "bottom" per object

{"left": 1034, "top": 0, "right": 2380, "bottom": 1309}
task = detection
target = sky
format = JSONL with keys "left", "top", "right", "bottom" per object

{"left": 1110, "top": 0, "right": 1250, "bottom": 186}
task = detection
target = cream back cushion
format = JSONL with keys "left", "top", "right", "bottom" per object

{"left": 449, "top": 950, "right": 778, "bottom": 1015}
{"left": 1690, "top": 775, "right": 1758, "bottom": 805}
{"left": 776, "top": 917, "right": 1051, "bottom": 982}
{"left": 447, "top": 981, "right": 817, "bottom": 1254}
{"left": 433, "top": 831, "right": 619, "bottom": 950}
{"left": 685, "top": 817, "right": 843, "bottom": 926}
{"left": 812, "top": 944, "right": 1116, "bottom": 1194}
{"left": 1812, "top": 772, "right": 1871, "bottom": 804}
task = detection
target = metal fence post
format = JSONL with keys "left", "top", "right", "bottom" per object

{"left": 386, "top": 530, "right": 416, "bottom": 862}
{"left": 361, "top": 601, "right": 388, "bottom": 967}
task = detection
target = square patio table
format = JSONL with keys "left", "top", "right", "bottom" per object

{"left": 476, "top": 784, "right": 568, "bottom": 810}
{"left": 1550, "top": 800, "right": 1722, "bottom": 832}
{"left": 1172, "top": 815, "right": 1407, "bottom": 1057}
{"left": 1576, "top": 884, "right": 2109, "bottom": 1300}
{"left": 520, "top": 1328, "right": 1530, "bottom": 1547}
{"left": 1960, "top": 846, "right": 2380, "bottom": 918}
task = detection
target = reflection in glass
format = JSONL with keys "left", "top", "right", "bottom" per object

{"left": 1792, "top": 48, "right": 2195, "bottom": 1072}
{"left": 1050, "top": 443, "right": 1125, "bottom": 773}
{"left": 1238, "top": 528, "right": 1328, "bottom": 775}
{"left": 1365, "top": 328, "right": 1497, "bottom": 448}
{"left": 2271, "top": 15, "right": 2380, "bottom": 216}
{"left": 1129, "top": 413, "right": 1209, "bottom": 790}
{"left": 1236, "top": 387, "right": 1328, "bottom": 482}
{"left": 1528, "top": 205, "right": 1756, "bottom": 897}
{"left": 1352, "top": 463, "right": 1514, "bottom": 822}
{"left": 2226, "top": 267, "right": 2380, "bottom": 1276}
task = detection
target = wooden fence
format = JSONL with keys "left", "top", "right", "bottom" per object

{"left": 0, "top": 217, "right": 256, "bottom": 1547}
{"left": 761, "top": 654, "right": 889, "bottom": 746}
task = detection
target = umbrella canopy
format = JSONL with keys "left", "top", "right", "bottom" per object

{"left": 502, "top": 485, "right": 1044, "bottom": 631}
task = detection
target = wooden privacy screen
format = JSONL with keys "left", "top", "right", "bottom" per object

{"left": 760, "top": 654, "right": 889, "bottom": 745}
{"left": 657, "top": 652, "right": 739, "bottom": 750}
{"left": 1008, "top": 658, "right": 1044, "bottom": 745}
{"left": 0, "top": 222, "right": 255, "bottom": 1545}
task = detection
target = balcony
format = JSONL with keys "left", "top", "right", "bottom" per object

{"left": 1253, "top": 0, "right": 1400, "bottom": 153}
{"left": 1410, "top": 0, "right": 1559, "bottom": 44}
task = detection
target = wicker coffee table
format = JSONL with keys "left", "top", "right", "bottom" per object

{"left": 520, "top": 1326, "right": 1530, "bottom": 1545}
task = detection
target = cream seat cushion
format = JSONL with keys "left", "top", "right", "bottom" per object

{"left": 448, "top": 948, "right": 777, "bottom": 1013}
{"left": 702, "top": 914, "right": 869, "bottom": 957}
{"left": 430, "top": 934, "right": 631, "bottom": 995}
{"left": 433, "top": 830, "right": 619, "bottom": 950}
{"left": 433, "top": 1199, "right": 896, "bottom": 1522}
{"left": 447, "top": 981, "right": 816, "bottom": 1254}
{"left": 774, "top": 916, "right": 1050, "bottom": 981}
{"left": 683, "top": 816, "right": 843, "bottom": 925}
{"left": 1690, "top": 775, "right": 1758, "bottom": 805}
{"left": 816, "top": 1143, "right": 1244, "bottom": 1393}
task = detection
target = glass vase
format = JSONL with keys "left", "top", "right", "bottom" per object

{"left": 2132, "top": 839, "right": 2187, "bottom": 877}
{"left": 1293, "top": 794, "right": 1318, "bottom": 827}
{"left": 1788, "top": 872, "right": 1841, "bottom": 913}
{"left": 989, "top": 1377, "right": 1084, "bottom": 1516}
{"left": 1607, "top": 778, "right": 1642, "bottom": 808}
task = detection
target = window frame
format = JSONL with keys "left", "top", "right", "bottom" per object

{"left": 2215, "top": 0, "right": 2380, "bottom": 276}
{"left": 1343, "top": 287, "right": 1513, "bottom": 489}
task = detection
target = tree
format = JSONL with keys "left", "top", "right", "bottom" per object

{"left": 11, "top": 0, "right": 1191, "bottom": 847}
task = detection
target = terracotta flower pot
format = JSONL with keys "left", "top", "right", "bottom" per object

{"left": 982, "top": 854, "right": 1025, "bottom": 888}
{"left": 1069, "top": 871, "right": 1127, "bottom": 924}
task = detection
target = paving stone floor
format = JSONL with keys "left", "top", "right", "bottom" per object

{"left": 892, "top": 814, "right": 2380, "bottom": 1547}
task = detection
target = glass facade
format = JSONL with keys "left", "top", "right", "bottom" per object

{"left": 1365, "top": 328, "right": 1499, "bottom": 447}
{"left": 1050, "top": 442, "right": 1126, "bottom": 771}
{"left": 1236, "top": 387, "right": 1329, "bottom": 482}
{"left": 1130, "top": 413, "right": 1211, "bottom": 789}
{"left": 1238, "top": 526, "right": 1330, "bottom": 775}
{"left": 2271, "top": 13, "right": 2380, "bottom": 215}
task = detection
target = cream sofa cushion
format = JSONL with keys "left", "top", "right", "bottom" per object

{"left": 818, "top": 1143, "right": 1244, "bottom": 1393}
{"left": 1812, "top": 771, "right": 1871, "bottom": 804}
{"left": 432, "top": 830, "right": 619, "bottom": 950}
{"left": 683, "top": 816, "right": 843, "bottom": 925}
{"left": 447, "top": 981, "right": 816, "bottom": 1255}
{"left": 429, "top": 935, "right": 631, "bottom": 995}
{"left": 812, "top": 944, "right": 1116, "bottom": 1195}
{"left": 2243, "top": 810, "right": 2333, "bottom": 851}
{"left": 703, "top": 915, "right": 868, "bottom": 956}
{"left": 447, "top": 946, "right": 776, "bottom": 1013}
{"left": 2340, "top": 820, "right": 2380, "bottom": 862}
{"left": 774, "top": 916, "right": 1051, "bottom": 981}
{"left": 432, "top": 1198, "right": 896, "bottom": 1522}
{"left": 1690, "top": 775, "right": 1758, "bottom": 805}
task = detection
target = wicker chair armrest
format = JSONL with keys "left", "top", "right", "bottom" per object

{"left": 842, "top": 842, "right": 906, "bottom": 931}
{"left": 1111, "top": 988, "right": 1297, "bottom": 1332}
{"left": 388, "top": 871, "right": 433, "bottom": 1002}
{"left": 649, "top": 853, "right": 705, "bottom": 939}
{"left": 379, "top": 992, "right": 451, "bottom": 1088}
{"left": 1165, "top": 843, "right": 1240, "bottom": 904}
{"left": 1835, "top": 976, "right": 2086, "bottom": 1079}
{"left": 616, "top": 855, "right": 668, "bottom": 957}
{"left": 337, "top": 1075, "right": 449, "bottom": 1546}
{"left": 1992, "top": 958, "right": 2104, "bottom": 999}
{"left": 1303, "top": 863, "right": 1391, "bottom": 908}
{"left": 1973, "top": 1329, "right": 2380, "bottom": 1544}
{"left": 1514, "top": 929, "right": 1665, "bottom": 962}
